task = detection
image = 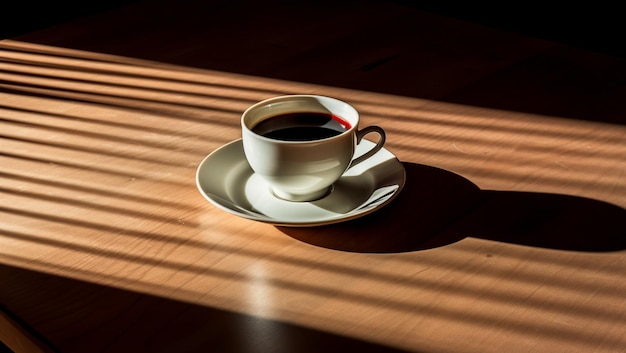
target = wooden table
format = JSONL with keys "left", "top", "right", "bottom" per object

{"left": 1, "top": 1, "right": 625, "bottom": 352}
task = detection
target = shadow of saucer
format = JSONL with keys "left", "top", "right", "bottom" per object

{"left": 278, "top": 163, "right": 481, "bottom": 253}
{"left": 278, "top": 162, "right": 626, "bottom": 253}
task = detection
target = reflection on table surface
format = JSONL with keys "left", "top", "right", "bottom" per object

{"left": 1, "top": 1, "right": 625, "bottom": 352}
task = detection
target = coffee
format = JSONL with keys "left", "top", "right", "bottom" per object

{"left": 252, "top": 112, "right": 351, "bottom": 141}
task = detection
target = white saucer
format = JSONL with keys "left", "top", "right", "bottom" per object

{"left": 196, "top": 139, "right": 405, "bottom": 227}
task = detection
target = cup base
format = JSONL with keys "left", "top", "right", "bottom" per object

{"left": 272, "top": 186, "right": 333, "bottom": 202}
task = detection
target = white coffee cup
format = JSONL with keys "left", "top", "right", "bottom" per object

{"left": 242, "top": 95, "right": 386, "bottom": 202}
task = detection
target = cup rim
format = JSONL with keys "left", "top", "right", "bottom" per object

{"left": 241, "top": 95, "right": 358, "bottom": 144}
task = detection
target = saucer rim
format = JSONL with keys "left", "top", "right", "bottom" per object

{"left": 196, "top": 139, "right": 406, "bottom": 227}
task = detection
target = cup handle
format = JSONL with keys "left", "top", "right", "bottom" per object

{"left": 349, "top": 125, "right": 386, "bottom": 168}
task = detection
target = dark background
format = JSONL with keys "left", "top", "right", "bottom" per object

{"left": 0, "top": 0, "right": 137, "bottom": 39}
{"left": 2, "top": 1, "right": 624, "bottom": 58}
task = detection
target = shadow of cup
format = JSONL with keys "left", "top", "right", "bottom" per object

{"left": 278, "top": 162, "right": 626, "bottom": 253}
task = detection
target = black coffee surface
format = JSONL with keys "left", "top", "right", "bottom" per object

{"left": 252, "top": 112, "right": 350, "bottom": 141}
